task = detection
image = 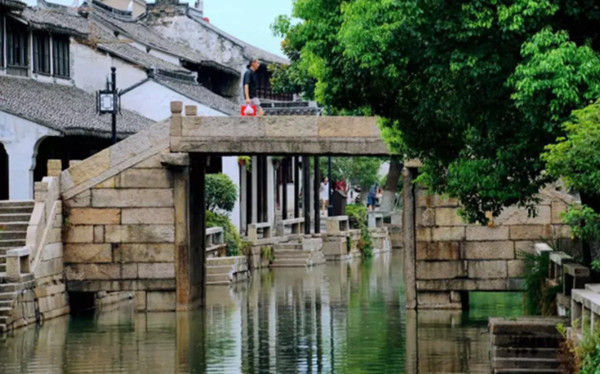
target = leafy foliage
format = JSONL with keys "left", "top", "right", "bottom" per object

{"left": 318, "top": 157, "right": 383, "bottom": 191}
{"left": 345, "top": 203, "right": 373, "bottom": 257}
{"left": 274, "top": 0, "right": 600, "bottom": 224}
{"left": 519, "top": 250, "right": 559, "bottom": 316}
{"left": 206, "top": 210, "right": 241, "bottom": 257}
{"left": 205, "top": 173, "right": 237, "bottom": 214}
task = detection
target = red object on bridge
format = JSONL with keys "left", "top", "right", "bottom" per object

{"left": 203, "top": 17, "right": 210, "bottom": 23}
{"left": 241, "top": 104, "right": 257, "bottom": 117}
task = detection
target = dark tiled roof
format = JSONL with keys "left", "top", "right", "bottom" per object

{"left": 0, "top": 76, "right": 154, "bottom": 137}
{"left": 89, "top": 19, "right": 191, "bottom": 73}
{"left": 187, "top": 8, "right": 288, "bottom": 66}
{"left": 92, "top": 7, "right": 237, "bottom": 76}
{"left": 0, "top": 0, "right": 25, "bottom": 11}
{"left": 153, "top": 75, "right": 238, "bottom": 115}
{"left": 20, "top": 8, "right": 89, "bottom": 37}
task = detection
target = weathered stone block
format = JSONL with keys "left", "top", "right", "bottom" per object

{"left": 64, "top": 226, "right": 94, "bottom": 243}
{"left": 318, "top": 116, "right": 377, "bottom": 138}
{"left": 322, "top": 239, "right": 347, "bottom": 255}
{"left": 146, "top": 291, "right": 176, "bottom": 311}
{"left": 64, "top": 244, "right": 112, "bottom": 263}
{"left": 552, "top": 201, "right": 568, "bottom": 224}
{"left": 431, "top": 227, "right": 465, "bottom": 241}
{"left": 64, "top": 190, "right": 91, "bottom": 208}
{"left": 64, "top": 264, "right": 137, "bottom": 280}
{"left": 133, "top": 150, "right": 169, "bottom": 169}
{"left": 104, "top": 225, "right": 175, "bottom": 243}
{"left": 91, "top": 189, "right": 173, "bottom": 208}
{"left": 507, "top": 260, "right": 525, "bottom": 277}
{"left": 416, "top": 261, "right": 466, "bottom": 280}
{"left": 416, "top": 242, "right": 460, "bottom": 260}
{"left": 468, "top": 261, "right": 507, "bottom": 279}
{"left": 514, "top": 241, "right": 536, "bottom": 255}
{"left": 417, "top": 208, "right": 435, "bottom": 227}
{"left": 417, "top": 292, "right": 455, "bottom": 308}
{"left": 68, "top": 208, "right": 121, "bottom": 225}
{"left": 122, "top": 208, "right": 174, "bottom": 225}
{"left": 138, "top": 263, "right": 175, "bottom": 279}
{"left": 464, "top": 241, "right": 515, "bottom": 260}
{"left": 135, "top": 291, "right": 147, "bottom": 311}
{"left": 116, "top": 244, "right": 174, "bottom": 263}
{"left": 416, "top": 279, "right": 508, "bottom": 291}
{"left": 509, "top": 225, "right": 552, "bottom": 240}
{"left": 495, "top": 205, "right": 551, "bottom": 226}
{"left": 118, "top": 169, "right": 172, "bottom": 189}
{"left": 416, "top": 228, "right": 431, "bottom": 241}
{"left": 68, "top": 149, "right": 111, "bottom": 187}
{"left": 465, "top": 226, "right": 509, "bottom": 241}
{"left": 553, "top": 224, "right": 572, "bottom": 238}
{"left": 41, "top": 243, "right": 62, "bottom": 261}
{"left": 435, "top": 208, "right": 465, "bottom": 226}
{"left": 95, "top": 177, "right": 115, "bottom": 189}
{"left": 94, "top": 225, "right": 104, "bottom": 243}
{"left": 265, "top": 116, "right": 318, "bottom": 138}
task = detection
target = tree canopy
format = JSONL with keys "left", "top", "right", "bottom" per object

{"left": 273, "top": 0, "right": 600, "bottom": 223}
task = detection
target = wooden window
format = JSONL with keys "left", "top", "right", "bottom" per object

{"left": 6, "top": 19, "right": 28, "bottom": 70}
{"left": 33, "top": 32, "right": 51, "bottom": 75}
{"left": 52, "top": 35, "right": 69, "bottom": 78}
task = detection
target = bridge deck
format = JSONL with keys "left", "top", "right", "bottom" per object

{"left": 169, "top": 104, "right": 390, "bottom": 155}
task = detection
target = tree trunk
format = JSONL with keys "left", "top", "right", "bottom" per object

{"left": 380, "top": 156, "right": 402, "bottom": 212}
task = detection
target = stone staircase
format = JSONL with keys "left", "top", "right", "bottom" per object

{"left": 0, "top": 200, "right": 35, "bottom": 333}
{"left": 206, "top": 256, "right": 249, "bottom": 286}
{"left": 489, "top": 317, "right": 565, "bottom": 374}
{"left": 271, "top": 242, "right": 326, "bottom": 268}
{"left": 0, "top": 201, "right": 34, "bottom": 275}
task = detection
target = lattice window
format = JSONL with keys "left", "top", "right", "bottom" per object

{"left": 52, "top": 35, "right": 70, "bottom": 78}
{"left": 33, "top": 32, "right": 51, "bottom": 75}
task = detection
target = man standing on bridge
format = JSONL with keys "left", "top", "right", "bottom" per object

{"left": 244, "top": 57, "right": 264, "bottom": 116}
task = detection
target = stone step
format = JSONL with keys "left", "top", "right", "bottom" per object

{"left": 274, "top": 249, "right": 313, "bottom": 257}
{"left": 493, "top": 358, "right": 559, "bottom": 370}
{"left": 207, "top": 280, "right": 230, "bottom": 286}
{"left": 0, "top": 213, "right": 31, "bottom": 223}
{"left": 0, "top": 264, "right": 4, "bottom": 273}
{"left": 0, "top": 292, "right": 17, "bottom": 301}
{"left": 276, "top": 243, "right": 303, "bottom": 250}
{"left": 492, "top": 335, "right": 561, "bottom": 348}
{"left": 0, "top": 300, "right": 12, "bottom": 309}
{"left": 0, "top": 222, "right": 28, "bottom": 231}
{"left": 206, "top": 265, "right": 234, "bottom": 275}
{"left": 0, "top": 231, "right": 27, "bottom": 240}
{"left": 0, "top": 279, "right": 35, "bottom": 292}
{"left": 0, "top": 206, "right": 34, "bottom": 215}
{"left": 493, "top": 347, "right": 558, "bottom": 360}
{"left": 0, "top": 239, "right": 26, "bottom": 249}
{"left": 0, "top": 307, "right": 11, "bottom": 315}
{"left": 206, "top": 257, "right": 238, "bottom": 266}
{"left": 0, "top": 200, "right": 34, "bottom": 208}
{"left": 206, "top": 273, "right": 230, "bottom": 283}
{"left": 0, "top": 316, "right": 8, "bottom": 325}
{"left": 494, "top": 370, "right": 562, "bottom": 374}
{"left": 271, "top": 258, "right": 311, "bottom": 267}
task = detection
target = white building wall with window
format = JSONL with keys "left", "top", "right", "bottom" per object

{"left": 0, "top": 111, "right": 59, "bottom": 200}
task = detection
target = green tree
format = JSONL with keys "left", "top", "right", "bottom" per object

{"left": 205, "top": 173, "right": 237, "bottom": 214}
{"left": 274, "top": 0, "right": 600, "bottom": 224}
{"left": 318, "top": 157, "right": 383, "bottom": 193}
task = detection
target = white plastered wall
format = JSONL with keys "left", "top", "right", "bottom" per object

{"left": 0, "top": 111, "right": 60, "bottom": 200}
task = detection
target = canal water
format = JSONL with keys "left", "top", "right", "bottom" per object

{"left": 0, "top": 253, "right": 522, "bottom": 373}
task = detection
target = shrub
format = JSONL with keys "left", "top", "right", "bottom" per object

{"left": 519, "top": 250, "right": 560, "bottom": 316}
{"left": 345, "top": 203, "right": 373, "bottom": 257}
{"left": 206, "top": 173, "right": 237, "bottom": 214}
{"left": 206, "top": 210, "right": 241, "bottom": 256}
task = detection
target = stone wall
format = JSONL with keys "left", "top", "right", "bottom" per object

{"left": 60, "top": 122, "right": 179, "bottom": 312}
{"left": 6, "top": 175, "right": 69, "bottom": 330}
{"left": 404, "top": 169, "right": 574, "bottom": 309}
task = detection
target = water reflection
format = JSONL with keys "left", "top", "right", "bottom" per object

{"left": 0, "top": 254, "right": 522, "bottom": 373}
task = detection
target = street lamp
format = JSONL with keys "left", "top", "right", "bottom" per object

{"left": 96, "top": 67, "right": 120, "bottom": 144}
